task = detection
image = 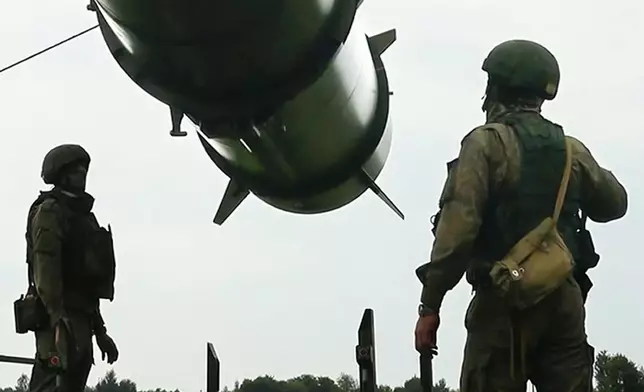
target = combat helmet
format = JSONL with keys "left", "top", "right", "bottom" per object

{"left": 482, "top": 39, "right": 560, "bottom": 100}
{"left": 41, "top": 144, "right": 91, "bottom": 184}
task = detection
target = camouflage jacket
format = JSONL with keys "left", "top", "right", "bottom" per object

{"left": 415, "top": 113, "right": 628, "bottom": 311}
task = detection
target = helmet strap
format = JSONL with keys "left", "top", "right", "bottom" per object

{"left": 482, "top": 80, "right": 544, "bottom": 122}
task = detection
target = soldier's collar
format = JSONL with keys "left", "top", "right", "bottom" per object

{"left": 49, "top": 188, "right": 95, "bottom": 213}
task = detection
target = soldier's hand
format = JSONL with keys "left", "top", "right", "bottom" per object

{"left": 414, "top": 313, "right": 440, "bottom": 353}
{"left": 96, "top": 332, "right": 119, "bottom": 364}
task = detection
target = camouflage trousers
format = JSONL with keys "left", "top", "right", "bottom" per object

{"left": 459, "top": 276, "right": 595, "bottom": 392}
{"left": 29, "top": 315, "right": 94, "bottom": 392}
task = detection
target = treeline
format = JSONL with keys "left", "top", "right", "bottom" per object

{"left": 220, "top": 374, "right": 456, "bottom": 392}
{"left": 0, "top": 370, "right": 455, "bottom": 392}
{"left": 0, "top": 370, "right": 179, "bottom": 392}
{"left": 2, "top": 350, "right": 642, "bottom": 392}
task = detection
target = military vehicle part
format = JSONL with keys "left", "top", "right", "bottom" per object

{"left": 420, "top": 348, "right": 437, "bottom": 392}
{"left": 90, "top": 0, "right": 401, "bottom": 225}
{"left": 207, "top": 342, "right": 220, "bottom": 392}
{"left": 355, "top": 308, "right": 377, "bottom": 392}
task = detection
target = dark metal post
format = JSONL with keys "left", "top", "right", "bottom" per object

{"left": 0, "top": 355, "right": 36, "bottom": 366}
{"left": 355, "top": 308, "right": 377, "bottom": 392}
{"left": 206, "top": 343, "right": 220, "bottom": 392}
{"left": 419, "top": 347, "right": 437, "bottom": 392}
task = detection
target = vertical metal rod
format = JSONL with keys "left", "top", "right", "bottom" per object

{"left": 420, "top": 347, "right": 437, "bottom": 392}
{"left": 206, "top": 343, "right": 220, "bottom": 392}
{"left": 355, "top": 308, "right": 377, "bottom": 392}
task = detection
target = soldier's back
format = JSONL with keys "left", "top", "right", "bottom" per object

{"left": 460, "top": 113, "right": 627, "bottom": 392}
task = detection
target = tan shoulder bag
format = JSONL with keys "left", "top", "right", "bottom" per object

{"left": 488, "top": 138, "right": 574, "bottom": 309}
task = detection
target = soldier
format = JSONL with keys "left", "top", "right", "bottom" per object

{"left": 26, "top": 144, "right": 119, "bottom": 392}
{"left": 413, "top": 40, "right": 628, "bottom": 391}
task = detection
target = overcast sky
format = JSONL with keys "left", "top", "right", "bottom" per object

{"left": 0, "top": 0, "right": 641, "bottom": 391}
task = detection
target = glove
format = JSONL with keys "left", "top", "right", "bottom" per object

{"left": 95, "top": 332, "right": 119, "bottom": 364}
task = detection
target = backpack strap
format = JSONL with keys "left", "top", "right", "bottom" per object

{"left": 552, "top": 139, "right": 572, "bottom": 224}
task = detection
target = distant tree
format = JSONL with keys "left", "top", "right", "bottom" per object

{"left": 0, "top": 367, "right": 462, "bottom": 392}
{"left": 117, "top": 378, "right": 137, "bottom": 392}
{"left": 234, "top": 375, "right": 286, "bottom": 392}
{"left": 394, "top": 376, "right": 420, "bottom": 392}
{"left": 336, "top": 373, "right": 357, "bottom": 392}
{"left": 14, "top": 375, "right": 29, "bottom": 392}
{"left": 286, "top": 375, "right": 342, "bottom": 392}
{"left": 0, "top": 374, "right": 30, "bottom": 392}
{"left": 595, "top": 350, "right": 644, "bottom": 392}
{"left": 94, "top": 369, "right": 121, "bottom": 392}
{"left": 88, "top": 369, "right": 179, "bottom": 392}
{"left": 433, "top": 379, "right": 456, "bottom": 392}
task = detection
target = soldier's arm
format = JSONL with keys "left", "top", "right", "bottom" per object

{"left": 415, "top": 128, "right": 493, "bottom": 312}
{"left": 569, "top": 137, "right": 628, "bottom": 222}
{"left": 31, "top": 200, "right": 66, "bottom": 326}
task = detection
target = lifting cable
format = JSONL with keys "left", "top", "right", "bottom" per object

{"left": 0, "top": 24, "right": 99, "bottom": 76}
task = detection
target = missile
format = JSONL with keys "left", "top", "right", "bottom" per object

{"left": 90, "top": 0, "right": 401, "bottom": 225}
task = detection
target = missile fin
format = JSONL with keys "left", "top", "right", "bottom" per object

{"left": 367, "top": 29, "right": 397, "bottom": 56}
{"left": 196, "top": 131, "right": 250, "bottom": 225}
{"left": 359, "top": 168, "right": 404, "bottom": 220}
{"left": 214, "top": 179, "right": 250, "bottom": 225}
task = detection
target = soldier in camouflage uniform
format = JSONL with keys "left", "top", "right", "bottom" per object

{"left": 27, "top": 144, "right": 119, "bottom": 392}
{"left": 414, "top": 40, "right": 628, "bottom": 391}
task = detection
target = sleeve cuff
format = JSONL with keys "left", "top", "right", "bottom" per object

{"left": 420, "top": 285, "right": 446, "bottom": 313}
{"left": 93, "top": 324, "right": 107, "bottom": 336}
{"left": 92, "top": 312, "right": 107, "bottom": 335}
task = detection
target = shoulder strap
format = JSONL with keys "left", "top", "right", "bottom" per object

{"left": 552, "top": 139, "right": 572, "bottom": 223}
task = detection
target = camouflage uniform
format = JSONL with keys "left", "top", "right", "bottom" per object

{"left": 415, "top": 40, "right": 628, "bottom": 392}
{"left": 26, "top": 145, "right": 117, "bottom": 392}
